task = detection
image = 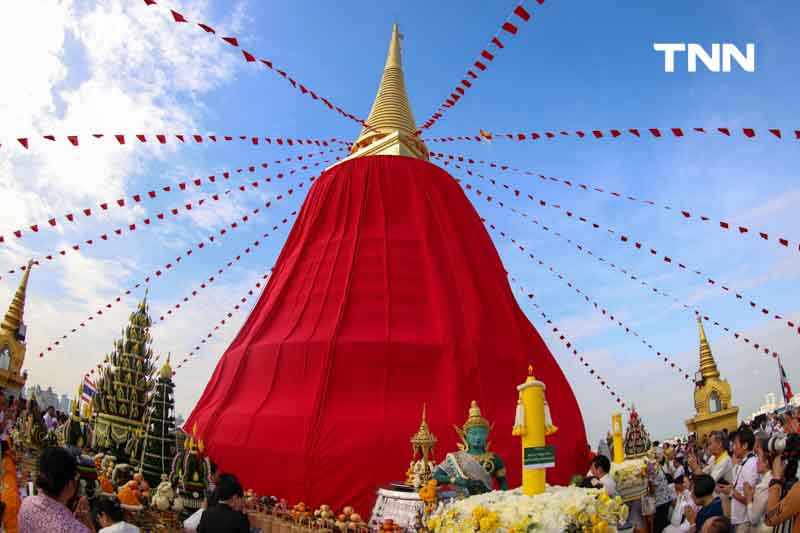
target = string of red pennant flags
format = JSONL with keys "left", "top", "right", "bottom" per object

{"left": 2, "top": 157, "right": 338, "bottom": 281}
{"left": 36, "top": 174, "right": 315, "bottom": 360}
{"left": 508, "top": 278, "right": 627, "bottom": 407}
{"left": 140, "top": 0, "right": 366, "bottom": 128}
{"left": 151, "top": 212, "right": 297, "bottom": 324}
{"left": 0, "top": 148, "right": 344, "bottom": 248}
{"left": 172, "top": 271, "right": 273, "bottom": 373}
{"left": 432, "top": 152, "right": 800, "bottom": 254}
{"left": 469, "top": 199, "right": 691, "bottom": 381}
{"left": 419, "top": 1, "right": 539, "bottom": 132}
{"left": 2, "top": 190, "right": 232, "bottom": 282}
{"left": 424, "top": 127, "right": 800, "bottom": 144}
{"left": 453, "top": 172, "right": 783, "bottom": 359}
{"left": 3, "top": 134, "right": 346, "bottom": 151}
{"left": 443, "top": 162, "right": 800, "bottom": 337}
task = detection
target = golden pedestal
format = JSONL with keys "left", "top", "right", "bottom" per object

{"left": 685, "top": 406, "right": 739, "bottom": 440}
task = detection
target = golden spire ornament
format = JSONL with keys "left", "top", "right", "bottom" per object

{"left": 697, "top": 316, "right": 720, "bottom": 379}
{"left": 0, "top": 259, "right": 33, "bottom": 392}
{"left": 342, "top": 24, "right": 428, "bottom": 164}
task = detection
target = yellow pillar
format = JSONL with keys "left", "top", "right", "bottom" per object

{"left": 612, "top": 413, "right": 624, "bottom": 464}
{"left": 516, "top": 370, "right": 546, "bottom": 495}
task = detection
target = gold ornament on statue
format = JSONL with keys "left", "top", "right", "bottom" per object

{"left": 454, "top": 400, "right": 493, "bottom": 451}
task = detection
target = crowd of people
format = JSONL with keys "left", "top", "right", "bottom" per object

{"left": 0, "top": 386, "right": 256, "bottom": 533}
{"left": 11, "top": 445, "right": 254, "bottom": 532}
{"left": 585, "top": 409, "right": 800, "bottom": 533}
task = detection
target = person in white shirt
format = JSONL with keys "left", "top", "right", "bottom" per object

{"left": 42, "top": 406, "right": 59, "bottom": 432}
{"left": 590, "top": 455, "right": 617, "bottom": 498}
{"left": 97, "top": 497, "right": 140, "bottom": 532}
{"left": 720, "top": 428, "right": 759, "bottom": 533}
{"left": 670, "top": 455, "right": 686, "bottom": 481}
{"left": 691, "top": 432, "right": 733, "bottom": 484}
{"left": 742, "top": 444, "right": 772, "bottom": 533}
{"left": 665, "top": 475, "right": 698, "bottom": 533}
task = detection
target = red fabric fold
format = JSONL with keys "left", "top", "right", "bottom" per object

{"left": 187, "top": 156, "right": 589, "bottom": 515}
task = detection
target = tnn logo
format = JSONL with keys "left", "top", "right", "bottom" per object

{"left": 653, "top": 43, "right": 755, "bottom": 73}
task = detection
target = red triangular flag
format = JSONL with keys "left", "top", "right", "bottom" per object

{"left": 170, "top": 10, "right": 187, "bottom": 23}
{"left": 502, "top": 22, "right": 518, "bottom": 35}
{"left": 514, "top": 5, "right": 531, "bottom": 21}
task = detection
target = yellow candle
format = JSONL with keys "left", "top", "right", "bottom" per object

{"left": 517, "top": 368, "right": 547, "bottom": 495}
{"left": 612, "top": 413, "right": 624, "bottom": 464}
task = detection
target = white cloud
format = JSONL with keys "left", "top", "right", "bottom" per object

{"left": 0, "top": 0, "right": 253, "bottom": 401}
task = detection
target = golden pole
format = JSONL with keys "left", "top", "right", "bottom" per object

{"left": 516, "top": 366, "right": 547, "bottom": 495}
{"left": 612, "top": 413, "right": 624, "bottom": 464}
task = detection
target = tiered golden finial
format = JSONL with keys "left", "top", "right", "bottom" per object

{"left": 1, "top": 260, "right": 33, "bottom": 337}
{"left": 160, "top": 353, "right": 173, "bottom": 380}
{"left": 410, "top": 403, "right": 437, "bottom": 451}
{"left": 697, "top": 316, "right": 719, "bottom": 379}
{"left": 406, "top": 403, "right": 438, "bottom": 487}
{"left": 0, "top": 260, "right": 33, "bottom": 392}
{"left": 344, "top": 24, "right": 428, "bottom": 163}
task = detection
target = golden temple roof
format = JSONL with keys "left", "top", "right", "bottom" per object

{"left": 348, "top": 24, "right": 428, "bottom": 161}
{"left": 697, "top": 316, "right": 720, "bottom": 379}
{"left": 1, "top": 260, "right": 33, "bottom": 336}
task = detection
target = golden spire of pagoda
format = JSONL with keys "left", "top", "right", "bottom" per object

{"left": 1, "top": 260, "right": 33, "bottom": 336}
{"left": 347, "top": 24, "right": 429, "bottom": 162}
{"left": 697, "top": 316, "right": 720, "bottom": 379}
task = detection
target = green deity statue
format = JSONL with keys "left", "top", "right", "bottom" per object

{"left": 433, "top": 401, "right": 508, "bottom": 495}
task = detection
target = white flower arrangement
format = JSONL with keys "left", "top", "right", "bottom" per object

{"left": 427, "top": 486, "right": 628, "bottom": 533}
{"left": 610, "top": 458, "right": 648, "bottom": 502}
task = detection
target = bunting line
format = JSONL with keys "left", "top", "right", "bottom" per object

{"left": 172, "top": 269, "right": 272, "bottom": 370}
{"left": 173, "top": 268, "right": 273, "bottom": 375}
{"left": 140, "top": 0, "right": 365, "bottom": 127}
{"left": 508, "top": 279, "right": 627, "bottom": 407}
{"left": 86, "top": 272, "right": 272, "bottom": 378}
{"left": 3, "top": 134, "right": 345, "bottom": 151}
{"left": 441, "top": 161, "right": 800, "bottom": 337}
{"left": 152, "top": 212, "right": 296, "bottom": 324}
{"left": 173, "top": 271, "right": 273, "bottom": 372}
{"left": 454, "top": 172, "right": 783, "bottom": 359}
{"left": 36, "top": 175, "right": 314, "bottom": 359}
{"left": 419, "top": 1, "right": 540, "bottom": 132}
{"left": 425, "top": 127, "right": 800, "bottom": 144}
{"left": 0, "top": 148, "right": 344, "bottom": 247}
{"left": 2, "top": 157, "right": 338, "bottom": 281}
{"left": 466, "top": 195, "right": 691, "bottom": 380}
{"left": 432, "top": 151, "right": 800, "bottom": 254}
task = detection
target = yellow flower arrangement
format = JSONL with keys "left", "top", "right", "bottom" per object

{"left": 428, "top": 486, "right": 628, "bottom": 533}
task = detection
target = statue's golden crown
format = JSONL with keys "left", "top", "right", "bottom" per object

{"left": 462, "top": 400, "right": 490, "bottom": 431}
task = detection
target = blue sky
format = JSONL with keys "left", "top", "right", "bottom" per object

{"left": 1, "top": 0, "right": 799, "bottom": 445}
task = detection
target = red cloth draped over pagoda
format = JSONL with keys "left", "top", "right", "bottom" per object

{"left": 187, "top": 155, "right": 589, "bottom": 513}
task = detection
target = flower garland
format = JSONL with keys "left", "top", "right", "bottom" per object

{"left": 428, "top": 486, "right": 628, "bottom": 533}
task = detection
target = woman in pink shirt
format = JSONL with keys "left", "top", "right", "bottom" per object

{"left": 18, "top": 447, "right": 95, "bottom": 532}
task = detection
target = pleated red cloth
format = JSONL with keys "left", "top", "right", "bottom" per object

{"left": 187, "top": 155, "right": 589, "bottom": 513}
